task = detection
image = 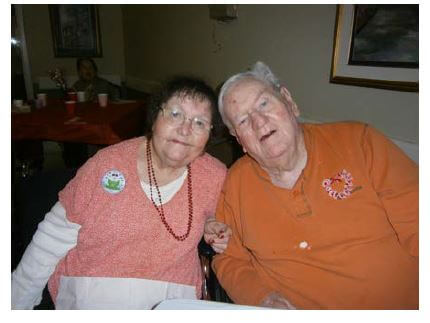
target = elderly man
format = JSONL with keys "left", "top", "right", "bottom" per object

{"left": 211, "top": 62, "right": 418, "bottom": 309}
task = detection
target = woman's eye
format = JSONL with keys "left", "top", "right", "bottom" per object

{"left": 170, "top": 109, "right": 182, "bottom": 118}
{"left": 194, "top": 119, "right": 206, "bottom": 128}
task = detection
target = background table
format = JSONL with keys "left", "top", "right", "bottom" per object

{"left": 12, "top": 99, "right": 146, "bottom": 145}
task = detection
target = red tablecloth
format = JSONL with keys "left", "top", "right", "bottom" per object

{"left": 12, "top": 100, "right": 146, "bottom": 145}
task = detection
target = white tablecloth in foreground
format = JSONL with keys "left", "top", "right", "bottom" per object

{"left": 153, "top": 299, "right": 265, "bottom": 310}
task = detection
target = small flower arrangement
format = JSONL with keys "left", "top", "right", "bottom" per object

{"left": 48, "top": 67, "right": 67, "bottom": 92}
{"left": 322, "top": 169, "right": 354, "bottom": 200}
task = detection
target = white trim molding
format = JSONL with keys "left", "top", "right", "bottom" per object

{"left": 125, "top": 76, "right": 161, "bottom": 93}
{"left": 15, "top": 5, "right": 34, "bottom": 100}
{"left": 390, "top": 139, "right": 418, "bottom": 164}
{"left": 38, "top": 74, "right": 160, "bottom": 94}
{"left": 38, "top": 75, "right": 123, "bottom": 89}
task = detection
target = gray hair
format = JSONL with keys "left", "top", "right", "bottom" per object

{"left": 218, "top": 61, "right": 281, "bottom": 131}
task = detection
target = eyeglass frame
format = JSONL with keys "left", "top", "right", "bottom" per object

{"left": 160, "top": 106, "right": 213, "bottom": 133}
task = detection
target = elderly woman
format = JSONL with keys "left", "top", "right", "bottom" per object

{"left": 12, "top": 76, "right": 230, "bottom": 309}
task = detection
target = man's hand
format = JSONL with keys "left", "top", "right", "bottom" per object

{"left": 204, "top": 218, "right": 232, "bottom": 254}
{"left": 259, "top": 292, "right": 296, "bottom": 309}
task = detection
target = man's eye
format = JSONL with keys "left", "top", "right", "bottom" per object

{"left": 259, "top": 99, "right": 268, "bottom": 109}
{"left": 238, "top": 117, "right": 249, "bottom": 127}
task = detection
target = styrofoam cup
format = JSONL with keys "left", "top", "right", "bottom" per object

{"left": 13, "top": 99, "right": 23, "bottom": 108}
{"left": 77, "top": 91, "right": 86, "bottom": 102}
{"left": 98, "top": 93, "right": 108, "bottom": 107}
{"left": 37, "top": 93, "right": 47, "bottom": 107}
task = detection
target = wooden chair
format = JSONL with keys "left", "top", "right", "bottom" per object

{"left": 199, "top": 239, "right": 232, "bottom": 303}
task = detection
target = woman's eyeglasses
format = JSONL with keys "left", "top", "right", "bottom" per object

{"left": 162, "top": 107, "right": 212, "bottom": 133}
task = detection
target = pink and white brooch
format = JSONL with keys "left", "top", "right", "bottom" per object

{"left": 322, "top": 169, "right": 353, "bottom": 200}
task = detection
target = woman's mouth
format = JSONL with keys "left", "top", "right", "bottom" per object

{"left": 171, "top": 139, "right": 190, "bottom": 146}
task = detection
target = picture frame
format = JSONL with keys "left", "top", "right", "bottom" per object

{"left": 49, "top": 4, "right": 102, "bottom": 57}
{"left": 330, "top": 4, "right": 418, "bottom": 92}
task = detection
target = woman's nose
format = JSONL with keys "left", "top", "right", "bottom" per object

{"left": 178, "top": 118, "right": 193, "bottom": 135}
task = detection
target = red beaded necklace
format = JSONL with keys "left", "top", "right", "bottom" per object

{"left": 146, "top": 139, "right": 193, "bottom": 241}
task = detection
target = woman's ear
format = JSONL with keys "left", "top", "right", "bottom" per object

{"left": 152, "top": 108, "right": 162, "bottom": 132}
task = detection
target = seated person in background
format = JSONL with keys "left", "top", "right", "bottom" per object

{"left": 64, "top": 57, "right": 121, "bottom": 168}
{"left": 12, "top": 76, "right": 231, "bottom": 309}
{"left": 73, "top": 57, "right": 120, "bottom": 101}
{"left": 211, "top": 61, "right": 418, "bottom": 309}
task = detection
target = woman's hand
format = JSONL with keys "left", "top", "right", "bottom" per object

{"left": 204, "top": 218, "right": 232, "bottom": 254}
{"left": 259, "top": 292, "right": 296, "bottom": 309}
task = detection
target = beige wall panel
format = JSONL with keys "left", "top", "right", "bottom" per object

{"left": 22, "top": 4, "right": 125, "bottom": 84}
{"left": 121, "top": 4, "right": 418, "bottom": 144}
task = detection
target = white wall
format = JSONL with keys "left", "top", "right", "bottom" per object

{"left": 22, "top": 4, "right": 125, "bottom": 88}
{"left": 122, "top": 4, "right": 418, "bottom": 146}
{"left": 298, "top": 117, "right": 418, "bottom": 164}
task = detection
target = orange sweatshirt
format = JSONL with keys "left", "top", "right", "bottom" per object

{"left": 213, "top": 122, "right": 418, "bottom": 309}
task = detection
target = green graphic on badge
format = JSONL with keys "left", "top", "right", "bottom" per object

{"left": 102, "top": 170, "right": 126, "bottom": 194}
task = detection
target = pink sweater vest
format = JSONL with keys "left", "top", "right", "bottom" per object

{"left": 48, "top": 137, "right": 227, "bottom": 302}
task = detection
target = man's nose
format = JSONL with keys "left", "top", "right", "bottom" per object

{"left": 250, "top": 111, "right": 267, "bottom": 130}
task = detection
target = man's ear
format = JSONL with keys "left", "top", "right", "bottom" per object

{"left": 280, "top": 86, "right": 300, "bottom": 117}
{"left": 232, "top": 133, "right": 247, "bottom": 153}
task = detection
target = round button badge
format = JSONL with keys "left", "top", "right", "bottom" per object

{"left": 101, "top": 169, "right": 126, "bottom": 194}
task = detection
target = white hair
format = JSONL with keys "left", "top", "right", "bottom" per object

{"left": 218, "top": 61, "right": 281, "bottom": 131}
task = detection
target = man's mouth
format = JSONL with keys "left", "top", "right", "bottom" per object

{"left": 260, "top": 130, "right": 276, "bottom": 142}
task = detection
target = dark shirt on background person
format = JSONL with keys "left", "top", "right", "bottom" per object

{"left": 72, "top": 57, "right": 120, "bottom": 102}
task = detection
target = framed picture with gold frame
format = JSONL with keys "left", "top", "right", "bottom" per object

{"left": 49, "top": 4, "right": 102, "bottom": 57}
{"left": 330, "top": 4, "right": 418, "bottom": 92}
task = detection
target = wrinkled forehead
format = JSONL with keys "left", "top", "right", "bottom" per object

{"left": 172, "top": 91, "right": 209, "bottom": 103}
{"left": 166, "top": 92, "right": 212, "bottom": 109}
{"left": 165, "top": 93, "right": 213, "bottom": 117}
{"left": 224, "top": 78, "right": 273, "bottom": 106}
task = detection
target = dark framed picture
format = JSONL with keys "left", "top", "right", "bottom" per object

{"left": 330, "top": 4, "right": 418, "bottom": 92}
{"left": 49, "top": 4, "right": 102, "bottom": 57}
{"left": 348, "top": 5, "right": 418, "bottom": 68}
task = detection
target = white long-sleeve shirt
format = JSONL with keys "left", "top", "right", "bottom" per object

{"left": 12, "top": 173, "right": 196, "bottom": 310}
{"left": 12, "top": 202, "right": 81, "bottom": 309}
